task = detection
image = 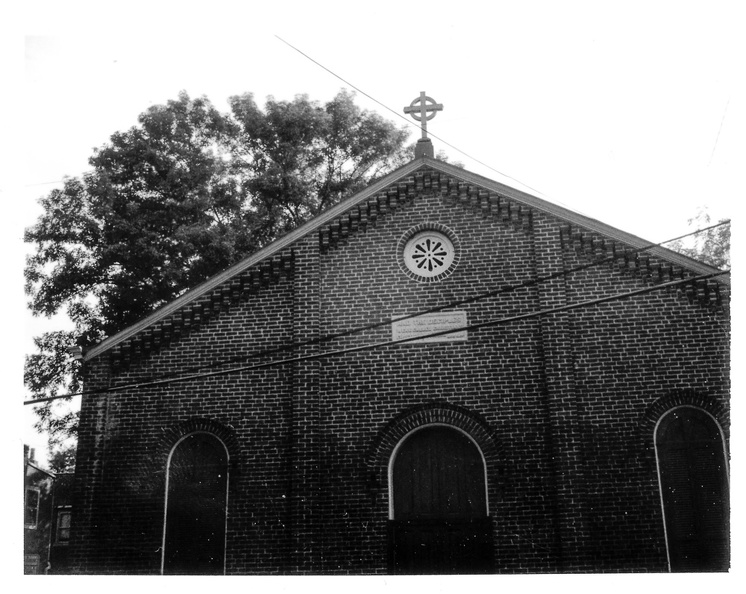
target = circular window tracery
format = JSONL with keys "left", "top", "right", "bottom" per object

{"left": 397, "top": 224, "right": 460, "bottom": 282}
{"left": 404, "top": 231, "right": 454, "bottom": 277}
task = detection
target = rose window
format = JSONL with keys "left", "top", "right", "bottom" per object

{"left": 403, "top": 231, "right": 455, "bottom": 278}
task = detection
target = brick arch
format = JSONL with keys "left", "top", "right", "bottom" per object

{"left": 637, "top": 389, "right": 729, "bottom": 466}
{"left": 641, "top": 389, "right": 729, "bottom": 434}
{"left": 153, "top": 417, "right": 240, "bottom": 476}
{"left": 396, "top": 222, "right": 462, "bottom": 283}
{"left": 366, "top": 402, "right": 503, "bottom": 493}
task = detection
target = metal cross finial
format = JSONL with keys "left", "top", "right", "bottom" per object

{"left": 404, "top": 92, "right": 443, "bottom": 140}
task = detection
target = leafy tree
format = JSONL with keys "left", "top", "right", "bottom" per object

{"left": 668, "top": 209, "right": 730, "bottom": 269}
{"left": 228, "top": 90, "right": 411, "bottom": 241}
{"left": 48, "top": 443, "right": 77, "bottom": 475}
{"left": 25, "top": 90, "right": 410, "bottom": 447}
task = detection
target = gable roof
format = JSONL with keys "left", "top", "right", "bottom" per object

{"left": 84, "top": 156, "right": 727, "bottom": 361}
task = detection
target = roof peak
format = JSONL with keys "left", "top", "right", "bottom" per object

{"left": 83, "top": 158, "right": 728, "bottom": 362}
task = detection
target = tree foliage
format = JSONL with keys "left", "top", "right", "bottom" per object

{"left": 25, "top": 90, "right": 410, "bottom": 446}
{"left": 668, "top": 209, "right": 730, "bottom": 270}
{"left": 48, "top": 443, "right": 77, "bottom": 475}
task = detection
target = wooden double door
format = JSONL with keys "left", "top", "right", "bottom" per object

{"left": 389, "top": 426, "right": 493, "bottom": 574}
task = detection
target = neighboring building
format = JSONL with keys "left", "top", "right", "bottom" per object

{"left": 48, "top": 473, "right": 74, "bottom": 574}
{"left": 69, "top": 145, "right": 729, "bottom": 574}
{"left": 24, "top": 446, "right": 53, "bottom": 575}
{"left": 24, "top": 446, "right": 74, "bottom": 575}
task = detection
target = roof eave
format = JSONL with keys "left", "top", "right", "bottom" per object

{"left": 84, "top": 156, "right": 728, "bottom": 361}
{"left": 83, "top": 158, "right": 430, "bottom": 361}
{"left": 424, "top": 159, "right": 728, "bottom": 280}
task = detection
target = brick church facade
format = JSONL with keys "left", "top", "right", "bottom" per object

{"left": 69, "top": 154, "right": 730, "bottom": 574}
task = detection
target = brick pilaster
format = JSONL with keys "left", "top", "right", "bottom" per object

{"left": 532, "top": 215, "right": 590, "bottom": 571}
{"left": 68, "top": 358, "right": 110, "bottom": 573}
{"left": 290, "top": 237, "right": 321, "bottom": 572}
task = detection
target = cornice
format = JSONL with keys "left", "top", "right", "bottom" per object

{"left": 85, "top": 156, "right": 728, "bottom": 363}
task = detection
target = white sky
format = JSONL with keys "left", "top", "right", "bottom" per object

{"left": 3, "top": 2, "right": 744, "bottom": 572}
{"left": 8, "top": 0, "right": 744, "bottom": 449}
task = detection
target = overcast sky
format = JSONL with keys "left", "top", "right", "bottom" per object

{"left": 3, "top": 2, "right": 744, "bottom": 588}
{"left": 6, "top": 1, "right": 743, "bottom": 467}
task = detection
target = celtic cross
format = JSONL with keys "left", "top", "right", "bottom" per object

{"left": 404, "top": 92, "right": 443, "bottom": 140}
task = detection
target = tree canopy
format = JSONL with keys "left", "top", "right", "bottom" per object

{"left": 25, "top": 90, "right": 411, "bottom": 446}
{"left": 668, "top": 209, "right": 730, "bottom": 270}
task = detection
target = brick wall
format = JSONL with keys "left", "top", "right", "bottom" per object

{"left": 70, "top": 176, "right": 729, "bottom": 574}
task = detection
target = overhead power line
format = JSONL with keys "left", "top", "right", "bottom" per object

{"left": 26, "top": 219, "right": 730, "bottom": 408}
{"left": 23, "top": 221, "right": 730, "bottom": 404}
{"left": 274, "top": 35, "right": 552, "bottom": 201}
{"left": 23, "top": 269, "right": 729, "bottom": 406}
{"left": 708, "top": 97, "right": 730, "bottom": 167}
{"left": 68, "top": 219, "right": 737, "bottom": 384}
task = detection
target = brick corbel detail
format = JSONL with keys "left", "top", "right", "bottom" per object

{"left": 319, "top": 167, "right": 532, "bottom": 252}
{"left": 110, "top": 252, "right": 294, "bottom": 369}
{"left": 559, "top": 224, "right": 728, "bottom": 311}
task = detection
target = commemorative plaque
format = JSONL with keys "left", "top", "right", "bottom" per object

{"left": 391, "top": 311, "right": 468, "bottom": 344}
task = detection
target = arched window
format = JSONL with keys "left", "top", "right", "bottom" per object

{"left": 162, "top": 432, "right": 229, "bottom": 575}
{"left": 655, "top": 407, "right": 729, "bottom": 572}
{"left": 389, "top": 425, "right": 492, "bottom": 574}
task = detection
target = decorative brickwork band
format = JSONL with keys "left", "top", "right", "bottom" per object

{"left": 559, "top": 223, "right": 728, "bottom": 313}
{"left": 108, "top": 253, "right": 294, "bottom": 369}
{"left": 318, "top": 168, "right": 533, "bottom": 253}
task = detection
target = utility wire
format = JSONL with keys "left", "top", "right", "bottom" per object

{"left": 24, "top": 179, "right": 71, "bottom": 188}
{"left": 24, "top": 269, "right": 729, "bottom": 406}
{"left": 21, "top": 41, "right": 733, "bottom": 409}
{"left": 23, "top": 221, "right": 730, "bottom": 403}
{"left": 274, "top": 35, "right": 552, "bottom": 200}
{"left": 29, "top": 219, "right": 729, "bottom": 404}
{"left": 89, "top": 219, "right": 739, "bottom": 376}
{"left": 708, "top": 97, "right": 730, "bottom": 167}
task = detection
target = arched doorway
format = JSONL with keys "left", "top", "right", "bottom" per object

{"left": 655, "top": 407, "right": 729, "bottom": 571}
{"left": 162, "top": 432, "right": 229, "bottom": 574}
{"left": 389, "top": 425, "right": 493, "bottom": 574}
